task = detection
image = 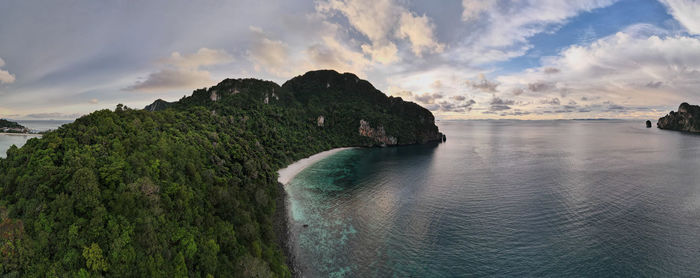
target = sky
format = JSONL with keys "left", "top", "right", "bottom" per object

{"left": 1, "top": 0, "right": 699, "bottom": 120}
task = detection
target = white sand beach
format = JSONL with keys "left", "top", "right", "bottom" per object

{"left": 277, "top": 147, "right": 353, "bottom": 185}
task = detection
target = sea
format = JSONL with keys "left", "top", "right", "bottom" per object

{"left": 285, "top": 120, "right": 700, "bottom": 277}
{"left": 0, "top": 120, "right": 72, "bottom": 158}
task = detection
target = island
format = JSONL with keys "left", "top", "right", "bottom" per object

{"left": 0, "top": 70, "right": 442, "bottom": 277}
{"left": 0, "top": 119, "right": 29, "bottom": 133}
{"left": 657, "top": 102, "right": 700, "bottom": 132}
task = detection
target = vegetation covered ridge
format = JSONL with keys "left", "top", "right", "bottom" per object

{"left": 0, "top": 70, "right": 442, "bottom": 277}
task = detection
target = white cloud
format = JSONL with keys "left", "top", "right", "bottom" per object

{"left": 0, "top": 57, "right": 16, "bottom": 84}
{"left": 248, "top": 26, "right": 291, "bottom": 75}
{"left": 659, "top": 0, "right": 700, "bottom": 34}
{"left": 496, "top": 26, "right": 700, "bottom": 117}
{"left": 397, "top": 11, "right": 445, "bottom": 57}
{"left": 462, "top": 0, "right": 493, "bottom": 21}
{"left": 127, "top": 48, "right": 233, "bottom": 92}
{"left": 316, "top": 0, "right": 444, "bottom": 62}
{"left": 455, "top": 0, "right": 617, "bottom": 64}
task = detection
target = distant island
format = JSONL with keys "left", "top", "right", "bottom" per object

{"left": 657, "top": 103, "right": 700, "bottom": 132}
{"left": 0, "top": 70, "right": 442, "bottom": 277}
{"left": 0, "top": 119, "right": 29, "bottom": 133}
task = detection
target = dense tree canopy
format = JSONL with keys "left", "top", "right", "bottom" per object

{"left": 0, "top": 70, "right": 441, "bottom": 277}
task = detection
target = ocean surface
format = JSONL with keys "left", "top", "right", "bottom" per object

{"left": 285, "top": 120, "right": 700, "bottom": 277}
{"left": 0, "top": 120, "right": 71, "bottom": 158}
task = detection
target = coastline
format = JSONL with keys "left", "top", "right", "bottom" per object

{"left": 275, "top": 147, "right": 353, "bottom": 277}
{"left": 277, "top": 147, "right": 354, "bottom": 185}
{"left": 0, "top": 132, "right": 41, "bottom": 136}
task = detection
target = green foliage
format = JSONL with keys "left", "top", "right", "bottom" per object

{"left": 0, "top": 119, "right": 24, "bottom": 129}
{"left": 0, "top": 70, "right": 441, "bottom": 277}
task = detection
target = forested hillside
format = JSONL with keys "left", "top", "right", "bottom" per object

{"left": 0, "top": 70, "right": 442, "bottom": 277}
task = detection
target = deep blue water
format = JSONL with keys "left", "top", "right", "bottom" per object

{"left": 286, "top": 120, "right": 700, "bottom": 277}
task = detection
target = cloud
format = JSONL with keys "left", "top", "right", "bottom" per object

{"left": 659, "top": 0, "right": 700, "bottom": 34}
{"left": 317, "top": 0, "right": 443, "bottom": 61}
{"left": 489, "top": 96, "right": 514, "bottom": 111}
{"left": 414, "top": 92, "right": 444, "bottom": 104}
{"left": 540, "top": 97, "right": 561, "bottom": 105}
{"left": 127, "top": 48, "right": 233, "bottom": 92}
{"left": 305, "top": 36, "right": 371, "bottom": 76}
{"left": 451, "top": 95, "right": 466, "bottom": 101}
{"left": 248, "top": 26, "right": 290, "bottom": 75}
{"left": 544, "top": 67, "right": 561, "bottom": 74}
{"left": 0, "top": 57, "right": 16, "bottom": 84}
{"left": 645, "top": 81, "right": 663, "bottom": 88}
{"left": 528, "top": 81, "right": 556, "bottom": 92}
{"left": 439, "top": 99, "right": 476, "bottom": 112}
{"left": 397, "top": 11, "right": 445, "bottom": 56}
{"left": 89, "top": 98, "right": 98, "bottom": 104}
{"left": 455, "top": 0, "right": 617, "bottom": 64}
{"left": 461, "top": 0, "right": 493, "bottom": 21}
{"left": 467, "top": 73, "right": 499, "bottom": 92}
{"left": 511, "top": 88, "right": 525, "bottom": 95}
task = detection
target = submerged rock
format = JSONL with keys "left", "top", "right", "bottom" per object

{"left": 657, "top": 103, "right": 700, "bottom": 132}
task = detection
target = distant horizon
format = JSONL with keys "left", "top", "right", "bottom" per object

{"left": 1, "top": 0, "right": 699, "bottom": 120}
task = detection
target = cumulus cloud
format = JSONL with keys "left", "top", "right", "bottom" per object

{"left": 127, "top": 48, "right": 233, "bottom": 92}
{"left": 489, "top": 96, "right": 514, "bottom": 111}
{"left": 440, "top": 99, "right": 476, "bottom": 112}
{"left": 0, "top": 57, "right": 16, "bottom": 84}
{"left": 248, "top": 26, "right": 290, "bottom": 75}
{"left": 455, "top": 0, "right": 616, "bottom": 64}
{"left": 461, "top": 0, "right": 493, "bottom": 21}
{"left": 540, "top": 97, "right": 561, "bottom": 105}
{"left": 544, "top": 67, "right": 561, "bottom": 74}
{"left": 451, "top": 95, "right": 466, "bottom": 101}
{"left": 317, "top": 0, "right": 444, "bottom": 62}
{"left": 511, "top": 88, "right": 525, "bottom": 96}
{"left": 414, "top": 92, "right": 444, "bottom": 104}
{"left": 467, "top": 73, "right": 499, "bottom": 92}
{"left": 528, "top": 81, "right": 556, "bottom": 92}
{"left": 659, "top": 0, "right": 700, "bottom": 34}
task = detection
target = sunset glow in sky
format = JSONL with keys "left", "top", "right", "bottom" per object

{"left": 1, "top": 0, "right": 699, "bottom": 119}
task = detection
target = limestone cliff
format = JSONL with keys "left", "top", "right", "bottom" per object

{"left": 657, "top": 103, "right": 700, "bottom": 132}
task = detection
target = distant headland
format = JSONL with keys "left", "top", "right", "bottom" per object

{"left": 0, "top": 119, "right": 30, "bottom": 134}
{"left": 657, "top": 103, "right": 700, "bottom": 132}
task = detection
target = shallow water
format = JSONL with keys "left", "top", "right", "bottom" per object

{"left": 286, "top": 120, "right": 700, "bottom": 277}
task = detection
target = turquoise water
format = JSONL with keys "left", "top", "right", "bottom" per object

{"left": 286, "top": 120, "right": 700, "bottom": 277}
{"left": 0, "top": 120, "right": 71, "bottom": 158}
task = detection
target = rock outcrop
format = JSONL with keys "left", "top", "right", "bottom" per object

{"left": 144, "top": 99, "right": 173, "bottom": 111}
{"left": 358, "top": 120, "right": 397, "bottom": 146}
{"left": 657, "top": 103, "right": 700, "bottom": 132}
{"left": 646, "top": 120, "right": 652, "bottom": 128}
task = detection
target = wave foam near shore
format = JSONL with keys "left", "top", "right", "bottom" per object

{"left": 277, "top": 147, "right": 353, "bottom": 185}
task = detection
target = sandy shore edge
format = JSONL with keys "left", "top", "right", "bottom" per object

{"left": 0, "top": 133, "right": 41, "bottom": 136}
{"left": 277, "top": 147, "right": 354, "bottom": 185}
{"left": 274, "top": 147, "right": 353, "bottom": 277}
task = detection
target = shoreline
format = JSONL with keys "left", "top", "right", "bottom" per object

{"left": 277, "top": 147, "right": 354, "bottom": 185}
{"left": 275, "top": 147, "right": 353, "bottom": 277}
{"left": 0, "top": 132, "right": 41, "bottom": 136}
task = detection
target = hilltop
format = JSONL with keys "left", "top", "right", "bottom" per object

{"left": 0, "top": 70, "right": 442, "bottom": 277}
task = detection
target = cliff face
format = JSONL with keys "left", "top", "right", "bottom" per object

{"left": 657, "top": 103, "right": 700, "bottom": 132}
{"left": 145, "top": 70, "right": 444, "bottom": 146}
{"left": 281, "top": 70, "right": 443, "bottom": 145}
